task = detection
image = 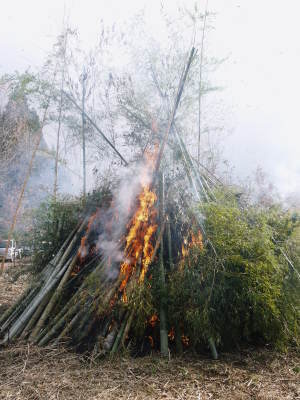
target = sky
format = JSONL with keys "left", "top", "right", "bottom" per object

{"left": 0, "top": 0, "right": 299, "bottom": 199}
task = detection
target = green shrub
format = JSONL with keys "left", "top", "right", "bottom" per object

{"left": 30, "top": 196, "right": 82, "bottom": 274}
{"left": 167, "top": 200, "right": 300, "bottom": 351}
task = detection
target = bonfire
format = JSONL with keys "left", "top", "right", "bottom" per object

{"left": 0, "top": 48, "right": 221, "bottom": 358}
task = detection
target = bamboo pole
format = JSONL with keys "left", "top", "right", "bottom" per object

{"left": 0, "top": 259, "right": 70, "bottom": 344}
{"left": 34, "top": 294, "right": 77, "bottom": 344}
{"left": 154, "top": 47, "right": 196, "bottom": 175}
{"left": 103, "top": 324, "right": 118, "bottom": 352}
{"left": 19, "top": 291, "right": 52, "bottom": 340}
{"left": 166, "top": 217, "right": 173, "bottom": 269}
{"left": 37, "top": 257, "right": 107, "bottom": 344}
{"left": 0, "top": 286, "right": 40, "bottom": 333}
{"left": 0, "top": 286, "right": 34, "bottom": 326}
{"left": 54, "top": 309, "right": 84, "bottom": 344}
{"left": 111, "top": 312, "right": 128, "bottom": 354}
{"left": 158, "top": 173, "right": 168, "bottom": 357}
{"left": 38, "top": 300, "right": 81, "bottom": 346}
{"left": 30, "top": 252, "right": 78, "bottom": 340}
{"left": 121, "top": 309, "right": 134, "bottom": 347}
{"left": 208, "top": 337, "right": 218, "bottom": 360}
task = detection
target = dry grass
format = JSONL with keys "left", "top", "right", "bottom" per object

{"left": 0, "top": 344, "right": 299, "bottom": 400}
{"left": 0, "top": 265, "right": 299, "bottom": 399}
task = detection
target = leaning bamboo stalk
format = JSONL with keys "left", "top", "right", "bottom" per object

{"left": 42, "top": 220, "right": 82, "bottom": 281}
{"left": 71, "top": 305, "right": 95, "bottom": 344}
{"left": 0, "top": 285, "right": 35, "bottom": 326}
{"left": 111, "top": 312, "right": 128, "bottom": 354}
{"left": 37, "top": 258, "right": 108, "bottom": 345}
{"left": 103, "top": 324, "right": 118, "bottom": 352}
{"left": 19, "top": 291, "right": 53, "bottom": 340}
{"left": 121, "top": 309, "right": 134, "bottom": 347}
{"left": 173, "top": 128, "right": 202, "bottom": 203}
{"left": 208, "top": 337, "right": 218, "bottom": 360}
{"left": 54, "top": 309, "right": 84, "bottom": 345}
{"left": 174, "top": 126, "right": 209, "bottom": 202}
{"left": 37, "top": 221, "right": 80, "bottom": 284}
{"left": 30, "top": 253, "right": 78, "bottom": 340}
{"left": 0, "top": 286, "right": 40, "bottom": 333}
{"left": 36, "top": 257, "right": 106, "bottom": 343}
{"left": 38, "top": 300, "right": 81, "bottom": 346}
{"left": 45, "top": 216, "right": 88, "bottom": 285}
{"left": 154, "top": 47, "right": 196, "bottom": 175}
{"left": 1, "top": 260, "right": 70, "bottom": 344}
{"left": 35, "top": 296, "right": 78, "bottom": 344}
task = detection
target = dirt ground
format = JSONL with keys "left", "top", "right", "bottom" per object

{"left": 0, "top": 265, "right": 299, "bottom": 400}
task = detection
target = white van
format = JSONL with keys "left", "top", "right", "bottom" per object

{"left": 0, "top": 239, "right": 19, "bottom": 262}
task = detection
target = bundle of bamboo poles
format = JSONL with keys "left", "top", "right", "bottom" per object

{"left": 0, "top": 213, "right": 135, "bottom": 355}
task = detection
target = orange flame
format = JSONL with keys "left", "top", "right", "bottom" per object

{"left": 119, "top": 185, "right": 158, "bottom": 292}
{"left": 181, "top": 230, "right": 203, "bottom": 259}
{"left": 181, "top": 334, "right": 189, "bottom": 347}
{"left": 77, "top": 211, "right": 98, "bottom": 264}
{"left": 118, "top": 141, "right": 159, "bottom": 296}
{"left": 148, "top": 335, "right": 154, "bottom": 348}
{"left": 168, "top": 326, "right": 175, "bottom": 341}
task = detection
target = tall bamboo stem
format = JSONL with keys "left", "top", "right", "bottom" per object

{"left": 159, "top": 173, "right": 168, "bottom": 357}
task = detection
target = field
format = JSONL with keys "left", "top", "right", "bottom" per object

{"left": 0, "top": 264, "right": 299, "bottom": 400}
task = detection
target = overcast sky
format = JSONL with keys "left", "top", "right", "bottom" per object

{"left": 0, "top": 0, "right": 299, "bottom": 198}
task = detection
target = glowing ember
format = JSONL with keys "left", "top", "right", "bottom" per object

{"left": 181, "top": 334, "right": 189, "bottom": 347}
{"left": 148, "top": 335, "right": 154, "bottom": 348}
{"left": 149, "top": 314, "right": 158, "bottom": 328}
{"left": 168, "top": 326, "right": 175, "bottom": 341}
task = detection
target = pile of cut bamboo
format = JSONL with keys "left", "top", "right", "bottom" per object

{"left": 0, "top": 213, "right": 133, "bottom": 353}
